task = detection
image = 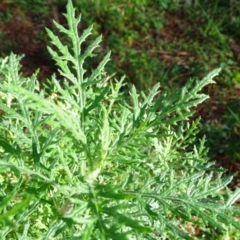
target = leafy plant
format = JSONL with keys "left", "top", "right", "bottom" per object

{"left": 0, "top": 0, "right": 240, "bottom": 239}
{"left": 71, "top": 0, "right": 169, "bottom": 89}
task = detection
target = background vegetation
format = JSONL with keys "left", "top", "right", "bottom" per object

{"left": 0, "top": 0, "right": 240, "bottom": 238}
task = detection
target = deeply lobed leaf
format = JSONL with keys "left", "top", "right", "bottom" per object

{"left": 0, "top": 1, "right": 239, "bottom": 239}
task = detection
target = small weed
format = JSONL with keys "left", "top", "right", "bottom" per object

{"left": 0, "top": 1, "right": 240, "bottom": 239}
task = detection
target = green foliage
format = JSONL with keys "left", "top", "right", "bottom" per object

{"left": 187, "top": 0, "right": 240, "bottom": 38}
{"left": 71, "top": 0, "right": 169, "bottom": 89}
{"left": 200, "top": 98, "right": 240, "bottom": 163}
{"left": 0, "top": 0, "right": 239, "bottom": 239}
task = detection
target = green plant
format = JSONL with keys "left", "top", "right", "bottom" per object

{"left": 0, "top": 0, "right": 240, "bottom": 239}
{"left": 70, "top": 0, "right": 169, "bottom": 89}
